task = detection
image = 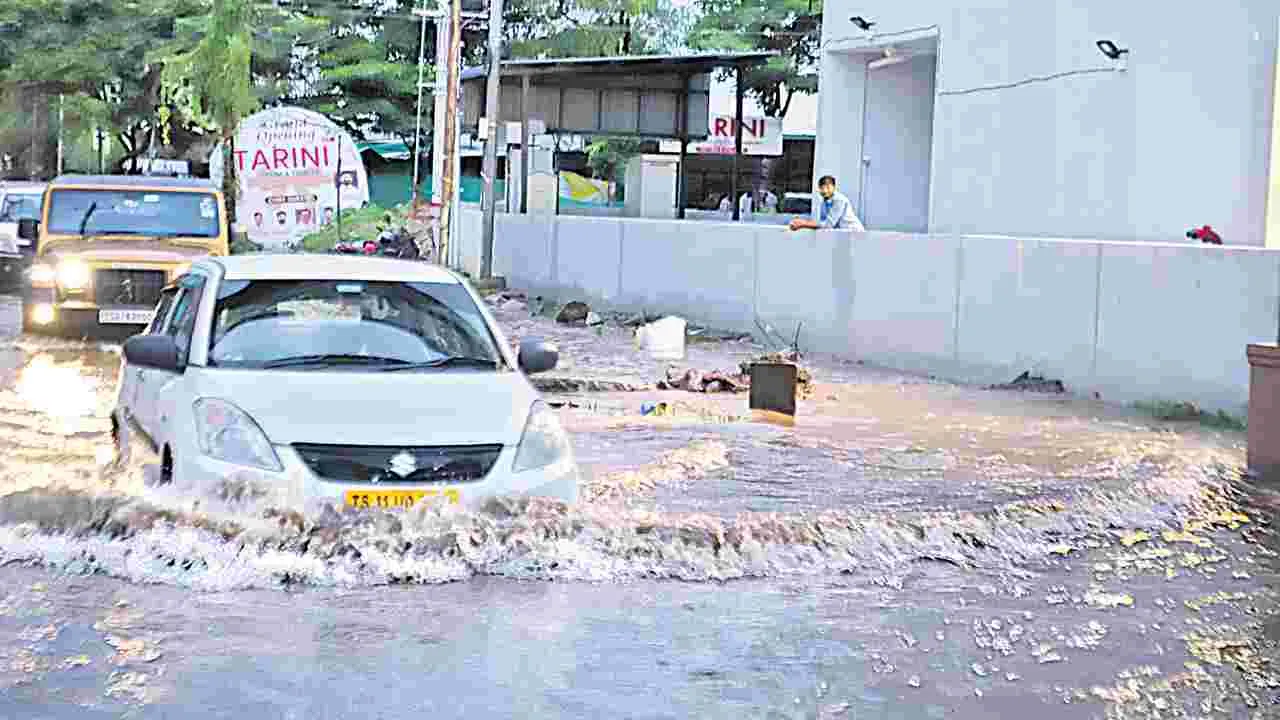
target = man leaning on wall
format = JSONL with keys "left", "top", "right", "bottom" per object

{"left": 789, "top": 175, "right": 866, "bottom": 232}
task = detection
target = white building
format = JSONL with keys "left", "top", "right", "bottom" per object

{"left": 814, "top": 1, "right": 1280, "bottom": 246}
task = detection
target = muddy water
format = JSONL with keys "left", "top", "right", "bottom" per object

{"left": 0, "top": 294, "right": 1277, "bottom": 718}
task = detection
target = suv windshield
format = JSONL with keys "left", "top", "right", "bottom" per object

{"left": 209, "top": 279, "right": 503, "bottom": 370}
{"left": 46, "top": 188, "right": 220, "bottom": 237}
{"left": 0, "top": 193, "right": 42, "bottom": 222}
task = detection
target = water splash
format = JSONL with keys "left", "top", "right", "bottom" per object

{"left": 0, "top": 447, "right": 1245, "bottom": 592}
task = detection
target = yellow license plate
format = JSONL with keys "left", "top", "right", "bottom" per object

{"left": 344, "top": 488, "right": 460, "bottom": 509}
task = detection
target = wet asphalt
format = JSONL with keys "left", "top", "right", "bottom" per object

{"left": 0, "top": 291, "right": 1278, "bottom": 719}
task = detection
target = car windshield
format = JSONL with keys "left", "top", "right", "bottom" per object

{"left": 208, "top": 279, "right": 503, "bottom": 370}
{"left": 0, "top": 193, "right": 42, "bottom": 222}
{"left": 45, "top": 188, "right": 220, "bottom": 237}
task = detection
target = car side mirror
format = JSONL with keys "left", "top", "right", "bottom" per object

{"left": 17, "top": 218, "right": 39, "bottom": 242}
{"left": 517, "top": 338, "right": 558, "bottom": 374}
{"left": 123, "top": 334, "right": 184, "bottom": 373}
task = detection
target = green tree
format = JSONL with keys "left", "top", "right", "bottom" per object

{"left": 289, "top": 1, "right": 433, "bottom": 146}
{"left": 585, "top": 136, "right": 641, "bottom": 182}
{"left": 690, "top": 0, "right": 820, "bottom": 117}
{"left": 0, "top": 0, "right": 209, "bottom": 176}
{"left": 506, "top": 0, "right": 687, "bottom": 58}
{"left": 159, "top": 0, "right": 262, "bottom": 222}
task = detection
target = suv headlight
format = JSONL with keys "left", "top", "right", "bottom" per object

{"left": 512, "top": 400, "right": 571, "bottom": 472}
{"left": 29, "top": 263, "right": 56, "bottom": 285}
{"left": 193, "top": 398, "right": 282, "bottom": 471}
{"left": 56, "top": 259, "right": 89, "bottom": 289}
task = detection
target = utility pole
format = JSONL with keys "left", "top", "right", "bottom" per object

{"left": 731, "top": 63, "right": 745, "bottom": 221}
{"left": 430, "top": 0, "right": 449, "bottom": 253}
{"left": 411, "top": 3, "right": 430, "bottom": 206}
{"left": 56, "top": 94, "right": 65, "bottom": 175}
{"left": 96, "top": 128, "right": 105, "bottom": 174}
{"left": 478, "top": 0, "right": 503, "bottom": 279}
{"left": 437, "top": 0, "right": 464, "bottom": 263}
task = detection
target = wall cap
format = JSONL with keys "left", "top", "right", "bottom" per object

{"left": 1247, "top": 343, "right": 1280, "bottom": 368}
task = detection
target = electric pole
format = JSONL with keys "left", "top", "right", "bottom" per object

{"left": 437, "top": 0, "right": 463, "bottom": 265}
{"left": 430, "top": 0, "right": 449, "bottom": 259}
{"left": 478, "top": 0, "right": 503, "bottom": 279}
{"left": 411, "top": 3, "right": 430, "bottom": 206}
{"left": 56, "top": 94, "right": 64, "bottom": 175}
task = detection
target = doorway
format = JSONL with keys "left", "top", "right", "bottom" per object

{"left": 859, "top": 51, "right": 938, "bottom": 233}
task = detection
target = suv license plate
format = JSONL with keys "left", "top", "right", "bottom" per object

{"left": 99, "top": 309, "right": 154, "bottom": 325}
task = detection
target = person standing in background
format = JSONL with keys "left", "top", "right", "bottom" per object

{"left": 789, "top": 175, "right": 865, "bottom": 231}
{"left": 762, "top": 188, "right": 778, "bottom": 213}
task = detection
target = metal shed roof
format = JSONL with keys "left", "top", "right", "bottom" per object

{"left": 459, "top": 51, "right": 775, "bottom": 81}
{"left": 460, "top": 51, "right": 777, "bottom": 141}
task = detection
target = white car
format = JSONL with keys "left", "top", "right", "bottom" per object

{"left": 0, "top": 182, "right": 44, "bottom": 289}
{"left": 111, "top": 254, "right": 579, "bottom": 511}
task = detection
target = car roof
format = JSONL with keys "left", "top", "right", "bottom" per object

{"left": 206, "top": 254, "right": 463, "bottom": 284}
{"left": 0, "top": 181, "right": 47, "bottom": 194}
{"left": 49, "top": 175, "right": 215, "bottom": 190}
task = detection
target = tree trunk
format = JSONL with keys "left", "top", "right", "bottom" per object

{"left": 222, "top": 127, "right": 238, "bottom": 226}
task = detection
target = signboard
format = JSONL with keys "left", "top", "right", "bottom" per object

{"left": 210, "top": 106, "right": 370, "bottom": 250}
{"left": 558, "top": 171, "right": 613, "bottom": 208}
{"left": 691, "top": 113, "right": 783, "bottom": 156}
{"left": 122, "top": 158, "right": 191, "bottom": 176}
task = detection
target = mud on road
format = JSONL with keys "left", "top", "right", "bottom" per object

{"left": 0, "top": 292, "right": 1277, "bottom": 719}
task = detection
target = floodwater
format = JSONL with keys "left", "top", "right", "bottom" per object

{"left": 1, "top": 292, "right": 1278, "bottom": 719}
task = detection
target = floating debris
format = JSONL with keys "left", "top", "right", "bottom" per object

{"left": 104, "top": 636, "right": 162, "bottom": 664}
{"left": 60, "top": 655, "right": 90, "bottom": 669}
{"left": 987, "top": 371, "right": 1065, "bottom": 394}
{"left": 1119, "top": 530, "right": 1152, "bottom": 547}
{"left": 1162, "top": 530, "right": 1214, "bottom": 548}
{"left": 1084, "top": 588, "right": 1134, "bottom": 609}
{"left": 1185, "top": 591, "right": 1248, "bottom": 612}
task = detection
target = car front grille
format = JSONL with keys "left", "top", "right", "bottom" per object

{"left": 93, "top": 269, "right": 166, "bottom": 307}
{"left": 293, "top": 443, "right": 504, "bottom": 484}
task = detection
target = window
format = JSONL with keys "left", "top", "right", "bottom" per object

{"left": 207, "top": 279, "right": 501, "bottom": 369}
{"left": 146, "top": 288, "right": 178, "bottom": 335}
{"left": 0, "top": 193, "right": 42, "bottom": 223}
{"left": 45, "top": 188, "right": 219, "bottom": 238}
{"left": 165, "top": 275, "right": 206, "bottom": 366}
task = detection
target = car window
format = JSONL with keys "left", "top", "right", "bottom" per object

{"left": 207, "top": 279, "right": 501, "bottom": 369}
{"left": 147, "top": 288, "right": 178, "bottom": 335}
{"left": 165, "top": 275, "right": 206, "bottom": 366}
{"left": 0, "top": 193, "right": 42, "bottom": 222}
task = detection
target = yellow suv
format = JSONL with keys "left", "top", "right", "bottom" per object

{"left": 18, "top": 175, "right": 230, "bottom": 337}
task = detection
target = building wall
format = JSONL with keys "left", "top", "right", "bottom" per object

{"left": 1270, "top": 17, "right": 1280, "bottom": 249}
{"left": 457, "top": 209, "right": 1280, "bottom": 414}
{"left": 816, "top": 0, "right": 1280, "bottom": 246}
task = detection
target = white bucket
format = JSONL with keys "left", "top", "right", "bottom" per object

{"left": 636, "top": 316, "right": 687, "bottom": 360}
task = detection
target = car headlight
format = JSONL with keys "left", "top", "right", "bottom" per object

{"left": 29, "top": 263, "right": 56, "bottom": 285}
{"left": 56, "top": 259, "right": 89, "bottom": 289}
{"left": 192, "top": 398, "right": 282, "bottom": 471}
{"left": 512, "top": 400, "right": 571, "bottom": 472}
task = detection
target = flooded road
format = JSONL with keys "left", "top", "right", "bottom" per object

{"left": 1, "top": 292, "right": 1277, "bottom": 718}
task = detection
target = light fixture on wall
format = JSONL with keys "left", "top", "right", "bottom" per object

{"left": 1095, "top": 40, "right": 1129, "bottom": 60}
{"left": 868, "top": 47, "right": 909, "bottom": 70}
{"left": 1096, "top": 39, "right": 1130, "bottom": 71}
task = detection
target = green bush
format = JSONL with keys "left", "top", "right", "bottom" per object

{"left": 298, "top": 204, "right": 411, "bottom": 253}
{"left": 1134, "top": 400, "right": 1246, "bottom": 431}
